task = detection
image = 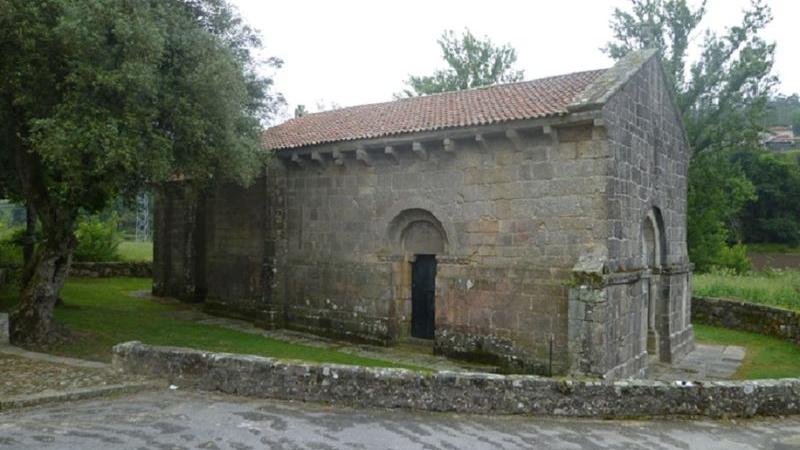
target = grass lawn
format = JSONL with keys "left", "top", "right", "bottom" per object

{"left": 694, "top": 324, "right": 800, "bottom": 379}
{"left": 693, "top": 269, "right": 800, "bottom": 311}
{"left": 117, "top": 240, "right": 153, "bottom": 262}
{"left": 0, "top": 277, "right": 420, "bottom": 370}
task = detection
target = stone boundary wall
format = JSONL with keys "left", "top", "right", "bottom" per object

{"left": 112, "top": 341, "right": 800, "bottom": 418}
{"left": 69, "top": 262, "right": 152, "bottom": 278}
{"left": 692, "top": 296, "right": 800, "bottom": 345}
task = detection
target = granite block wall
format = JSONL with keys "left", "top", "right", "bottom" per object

{"left": 270, "top": 124, "right": 610, "bottom": 373}
{"left": 567, "top": 56, "right": 693, "bottom": 378}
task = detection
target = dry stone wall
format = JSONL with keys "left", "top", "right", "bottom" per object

{"left": 70, "top": 262, "right": 152, "bottom": 278}
{"left": 113, "top": 341, "right": 800, "bottom": 418}
{"left": 693, "top": 296, "right": 800, "bottom": 345}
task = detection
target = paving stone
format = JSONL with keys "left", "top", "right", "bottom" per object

{"left": 648, "top": 344, "right": 745, "bottom": 381}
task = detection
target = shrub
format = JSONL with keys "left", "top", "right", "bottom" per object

{"left": 73, "top": 214, "right": 122, "bottom": 262}
{"left": 713, "top": 243, "right": 752, "bottom": 274}
{"left": 0, "top": 224, "right": 23, "bottom": 266}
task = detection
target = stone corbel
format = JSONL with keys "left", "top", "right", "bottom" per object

{"left": 543, "top": 125, "right": 559, "bottom": 145}
{"left": 385, "top": 145, "right": 400, "bottom": 164}
{"left": 475, "top": 134, "right": 490, "bottom": 152}
{"left": 412, "top": 142, "right": 428, "bottom": 160}
{"left": 356, "top": 146, "right": 372, "bottom": 166}
{"left": 332, "top": 149, "right": 345, "bottom": 166}
{"left": 310, "top": 150, "right": 325, "bottom": 166}
{"left": 505, "top": 129, "right": 524, "bottom": 152}
{"left": 443, "top": 138, "right": 456, "bottom": 153}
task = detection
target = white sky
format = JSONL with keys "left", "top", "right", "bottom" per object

{"left": 232, "top": 0, "right": 799, "bottom": 120}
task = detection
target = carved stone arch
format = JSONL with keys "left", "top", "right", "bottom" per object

{"left": 388, "top": 208, "right": 448, "bottom": 254}
{"left": 642, "top": 207, "right": 666, "bottom": 269}
{"left": 642, "top": 206, "right": 669, "bottom": 361}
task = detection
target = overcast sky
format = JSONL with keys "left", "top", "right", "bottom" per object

{"left": 232, "top": 0, "right": 798, "bottom": 121}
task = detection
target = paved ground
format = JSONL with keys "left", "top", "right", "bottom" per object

{"left": 2, "top": 389, "right": 800, "bottom": 449}
{"left": 650, "top": 343, "right": 746, "bottom": 381}
{"left": 0, "top": 346, "right": 141, "bottom": 398}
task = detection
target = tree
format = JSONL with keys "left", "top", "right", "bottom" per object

{"left": 398, "top": 29, "right": 524, "bottom": 97}
{"left": 604, "top": 0, "right": 775, "bottom": 271}
{"left": 0, "top": 0, "right": 283, "bottom": 344}
{"left": 735, "top": 151, "right": 800, "bottom": 246}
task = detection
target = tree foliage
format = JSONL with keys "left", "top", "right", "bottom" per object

{"left": 735, "top": 151, "right": 800, "bottom": 246}
{"left": 0, "top": 0, "right": 283, "bottom": 342}
{"left": 604, "top": 0, "right": 776, "bottom": 271}
{"left": 399, "top": 29, "right": 524, "bottom": 97}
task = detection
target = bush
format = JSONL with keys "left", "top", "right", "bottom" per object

{"left": 713, "top": 243, "right": 752, "bottom": 274}
{"left": 73, "top": 214, "right": 122, "bottom": 262}
{"left": 0, "top": 224, "right": 23, "bottom": 266}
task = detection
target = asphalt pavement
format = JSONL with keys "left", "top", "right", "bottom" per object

{"left": 1, "top": 389, "right": 800, "bottom": 449}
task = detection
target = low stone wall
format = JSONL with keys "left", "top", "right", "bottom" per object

{"left": 692, "top": 296, "right": 800, "bottom": 345}
{"left": 69, "top": 262, "right": 152, "bottom": 278}
{"left": 112, "top": 341, "right": 800, "bottom": 418}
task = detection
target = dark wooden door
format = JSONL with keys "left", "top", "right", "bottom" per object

{"left": 411, "top": 255, "right": 436, "bottom": 339}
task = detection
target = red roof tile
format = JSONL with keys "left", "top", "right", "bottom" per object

{"left": 262, "top": 69, "right": 606, "bottom": 151}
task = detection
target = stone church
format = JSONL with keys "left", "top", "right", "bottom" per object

{"left": 153, "top": 49, "right": 694, "bottom": 379}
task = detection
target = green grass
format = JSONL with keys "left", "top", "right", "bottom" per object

{"left": 694, "top": 324, "right": 800, "bottom": 379}
{"left": 746, "top": 243, "right": 800, "bottom": 254}
{"left": 0, "top": 277, "right": 420, "bottom": 370}
{"left": 694, "top": 269, "right": 800, "bottom": 311}
{"left": 117, "top": 240, "right": 153, "bottom": 262}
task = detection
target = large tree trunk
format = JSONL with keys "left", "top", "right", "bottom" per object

{"left": 9, "top": 231, "right": 76, "bottom": 345}
{"left": 22, "top": 204, "right": 36, "bottom": 266}
{"left": 9, "top": 119, "right": 78, "bottom": 345}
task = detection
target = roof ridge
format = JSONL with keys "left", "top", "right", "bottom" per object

{"left": 286, "top": 68, "right": 608, "bottom": 122}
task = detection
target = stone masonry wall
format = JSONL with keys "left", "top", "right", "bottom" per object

{"left": 568, "top": 55, "right": 693, "bottom": 378}
{"left": 113, "top": 341, "right": 800, "bottom": 418}
{"left": 693, "top": 296, "right": 800, "bottom": 345}
{"left": 202, "top": 179, "right": 277, "bottom": 326}
{"left": 271, "top": 122, "right": 611, "bottom": 373}
{"left": 152, "top": 183, "right": 203, "bottom": 301}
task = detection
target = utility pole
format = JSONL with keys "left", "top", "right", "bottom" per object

{"left": 135, "top": 192, "right": 151, "bottom": 241}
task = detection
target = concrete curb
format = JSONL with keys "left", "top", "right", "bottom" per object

{"left": 112, "top": 341, "right": 800, "bottom": 419}
{"left": 0, "top": 382, "right": 158, "bottom": 411}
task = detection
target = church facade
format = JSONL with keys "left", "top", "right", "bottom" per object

{"left": 152, "top": 49, "right": 694, "bottom": 379}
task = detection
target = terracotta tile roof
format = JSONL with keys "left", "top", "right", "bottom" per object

{"left": 262, "top": 69, "right": 607, "bottom": 151}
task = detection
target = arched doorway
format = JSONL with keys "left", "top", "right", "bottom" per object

{"left": 642, "top": 208, "right": 665, "bottom": 359}
{"left": 389, "top": 210, "right": 447, "bottom": 340}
